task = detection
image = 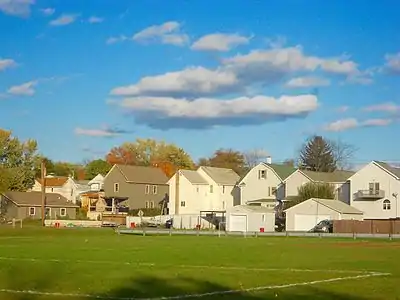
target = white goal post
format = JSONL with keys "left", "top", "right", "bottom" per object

{"left": 12, "top": 218, "right": 22, "bottom": 228}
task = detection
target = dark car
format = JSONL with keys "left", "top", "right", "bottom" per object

{"left": 165, "top": 218, "right": 173, "bottom": 229}
{"left": 309, "top": 219, "right": 333, "bottom": 233}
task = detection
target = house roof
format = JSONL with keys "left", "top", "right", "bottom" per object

{"left": 374, "top": 161, "right": 400, "bottom": 179}
{"left": 199, "top": 166, "right": 240, "bottom": 185}
{"left": 180, "top": 170, "right": 208, "bottom": 185}
{"left": 116, "top": 164, "right": 169, "bottom": 185}
{"left": 302, "top": 170, "right": 354, "bottom": 183}
{"left": 230, "top": 205, "right": 275, "bottom": 213}
{"left": 266, "top": 163, "right": 297, "bottom": 180}
{"left": 312, "top": 198, "right": 363, "bottom": 215}
{"left": 2, "top": 191, "right": 78, "bottom": 208}
{"left": 36, "top": 177, "right": 68, "bottom": 187}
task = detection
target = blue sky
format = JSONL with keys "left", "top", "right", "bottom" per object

{"left": 1, "top": 0, "right": 399, "bottom": 165}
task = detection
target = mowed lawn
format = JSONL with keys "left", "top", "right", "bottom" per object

{"left": 0, "top": 227, "right": 399, "bottom": 299}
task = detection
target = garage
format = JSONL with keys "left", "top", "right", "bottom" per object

{"left": 285, "top": 198, "right": 364, "bottom": 232}
{"left": 226, "top": 205, "right": 275, "bottom": 232}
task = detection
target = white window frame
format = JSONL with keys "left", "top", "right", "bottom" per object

{"left": 114, "top": 183, "right": 119, "bottom": 193}
{"left": 209, "top": 185, "right": 213, "bottom": 193}
{"left": 29, "top": 207, "right": 35, "bottom": 216}
{"left": 145, "top": 201, "right": 149, "bottom": 209}
{"left": 180, "top": 201, "right": 186, "bottom": 207}
{"left": 145, "top": 185, "right": 150, "bottom": 194}
{"left": 45, "top": 207, "right": 51, "bottom": 217}
{"left": 60, "top": 208, "right": 67, "bottom": 217}
{"left": 259, "top": 170, "right": 267, "bottom": 179}
{"left": 152, "top": 185, "right": 157, "bottom": 194}
{"left": 383, "top": 199, "right": 391, "bottom": 210}
{"left": 222, "top": 186, "right": 225, "bottom": 194}
{"left": 149, "top": 201, "right": 155, "bottom": 209}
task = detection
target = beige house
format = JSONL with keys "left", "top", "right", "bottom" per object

{"left": 237, "top": 162, "right": 297, "bottom": 207}
{"left": 285, "top": 198, "right": 363, "bottom": 231}
{"left": 348, "top": 161, "right": 400, "bottom": 220}
{"left": 284, "top": 169, "right": 355, "bottom": 204}
{"left": 168, "top": 166, "right": 240, "bottom": 215}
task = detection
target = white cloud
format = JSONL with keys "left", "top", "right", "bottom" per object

{"left": 132, "top": 21, "right": 189, "bottom": 46}
{"left": 0, "top": 58, "right": 16, "bottom": 71}
{"left": 285, "top": 76, "right": 330, "bottom": 88}
{"left": 40, "top": 7, "right": 54, "bottom": 16}
{"left": 337, "top": 106, "right": 349, "bottom": 113}
{"left": 49, "top": 14, "right": 78, "bottom": 26}
{"left": 0, "top": 0, "right": 34, "bottom": 17}
{"left": 7, "top": 80, "right": 37, "bottom": 96}
{"left": 384, "top": 52, "right": 400, "bottom": 74}
{"left": 324, "top": 118, "right": 392, "bottom": 132}
{"left": 113, "top": 94, "right": 318, "bottom": 129}
{"left": 363, "top": 102, "right": 400, "bottom": 113}
{"left": 74, "top": 126, "right": 129, "bottom": 137}
{"left": 191, "top": 33, "right": 250, "bottom": 52}
{"left": 110, "top": 66, "right": 239, "bottom": 97}
{"left": 88, "top": 16, "right": 103, "bottom": 23}
{"left": 106, "top": 35, "right": 128, "bottom": 44}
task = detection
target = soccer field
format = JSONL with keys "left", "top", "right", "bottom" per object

{"left": 0, "top": 227, "right": 399, "bottom": 299}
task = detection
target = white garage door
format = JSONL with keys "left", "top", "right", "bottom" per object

{"left": 229, "top": 215, "right": 247, "bottom": 232}
{"left": 294, "top": 214, "right": 331, "bottom": 231}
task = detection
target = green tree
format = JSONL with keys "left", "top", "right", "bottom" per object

{"left": 299, "top": 135, "right": 336, "bottom": 172}
{"left": 286, "top": 182, "right": 335, "bottom": 209}
{"left": 0, "top": 129, "right": 39, "bottom": 191}
{"left": 85, "top": 159, "right": 112, "bottom": 179}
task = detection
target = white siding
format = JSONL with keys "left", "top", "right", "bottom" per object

{"left": 31, "top": 180, "right": 64, "bottom": 195}
{"left": 239, "top": 163, "right": 281, "bottom": 204}
{"left": 226, "top": 207, "right": 275, "bottom": 232}
{"left": 284, "top": 170, "right": 310, "bottom": 198}
{"left": 349, "top": 162, "right": 400, "bottom": 219}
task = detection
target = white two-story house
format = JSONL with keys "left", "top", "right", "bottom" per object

{"left": 168, "top": 166, "right": 240, "bottom": 215}
{"left": 348, "top": 161, "right": 400, "bottom": 220}
{"left": 237, "top": 161, "right": 297, "bottom": 208}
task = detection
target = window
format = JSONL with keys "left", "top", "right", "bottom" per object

{"left": 271, "top": 187, "right": 277, "bottom": 195}
{"left": 222, "top": 201, "right": 225, "bottom": 209}
{"left": 369, "top": 182, "right": 380, "bottom": 195}
{"left": 209, "top": 185, "right": 214, "bottom": 193}
{"left": 145, "top": 185, "right": 150, "bottom": 194}
{"left": 45, "top": 207, "right": 51, "bottom": 217}
{"left": 29, "top": 207, "right": 35, "bottom": 216}
{"left": 149, "top": 201, "right": 155, "bottom": 209}
{"left": 152, "top": 185, "right": 158, "bottom": 194}
{"left": 114, "top": 183, "right": 119, "bottom": 193}
{"left": 262, "top": 214, "right": 266, "bottom": 222}
{"left": 51, "top": 188, "right": 54, "bottom": 192}
{"left": 196, "top": 187, "right": 199, "bottom": 193}
{"left": 268, "top": 187, "right": 271, "bottom": 196}
{"left": 60, "top": 208, "right": 67, "bottom": 217}
{"left": 258, "top": 170, "right": 266, "bottom": 179}
{"left": 180, "top": 201, "right": 186, "bottom": 207}
{"left": 222, "top": 186, "right": 225, "bottom": 194}
{"left": 383, "top": 199, "right": 391, "bottom": 210}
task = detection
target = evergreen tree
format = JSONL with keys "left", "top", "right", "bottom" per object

{"left": 299, "top": 135, "right": 336, "bottom": 172}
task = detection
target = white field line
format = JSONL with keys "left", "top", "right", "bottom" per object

{"left": 0, "top": 272, "right": 391, "bottom": 300}
{"left": 0, "top": 256, "right": 372, "bottom": 274}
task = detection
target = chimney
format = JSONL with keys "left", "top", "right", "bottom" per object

{"left": 266, "top": 156, "right": 272, "bottom": 164}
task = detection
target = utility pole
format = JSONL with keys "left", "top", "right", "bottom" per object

{"left": 41, "top": 159, "right": 46, "bottom": 227}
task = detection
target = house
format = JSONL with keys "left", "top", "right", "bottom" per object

{"left": 284, "top": 198, "right": 364, "bottom": 231}
{"left": 88, "top": 174, "right": 104, "bottom": 191}
{"left": 103, "top": 164, "right": 169, "bottom": 210}
{"left": 348, "top": 161, "right": 400, "bottom": 220}
{"left": 237, "top": 160, "right": 297, "bottom": 205}
{"left": 31, "top": 176, "right": 68, "bottom": 194}
{"left": 0, "top": 191, "right": 78, "bottom": 220}
{"left": 226, "top": 205, "right": 275, "bottom": 232}
{"left": 168, "top": 166, "right": 240, "bottom": 215}
{"left": 283, "top": 169, "right": 355, "bottom": 204}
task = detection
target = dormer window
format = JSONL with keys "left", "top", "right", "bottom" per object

{"left": 258, "top": 170, "right": 266, "bottom": 179}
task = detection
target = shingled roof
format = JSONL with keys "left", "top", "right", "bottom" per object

{"left": 2, "top": 191, "right": 78, "bottom": 207}
{"left": 199, "top": 166, "right": 240, "bottom": 185}
{"left": 374, "top": 161, "right": 400, "bottom": 179}
{"left": 302, "top": 170, "right": 354, "bottom": 183}
{"left": 36, "top": 177, "right": 68, "bottom": 187}
{"left": 180, "top": 170, "right": 208, "bottom": 185}
{"left": 267, "top": 163, "right": 297, "bottom": 180}
{"left": 115, "top": 165, "right": 169, "bottom": 185}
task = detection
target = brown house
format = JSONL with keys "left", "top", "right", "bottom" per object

{"left": 103, "top": 164, "right": 169, "bottom": 210}
{"left": 0, "top": 191, "right": 78, "bottom": 220}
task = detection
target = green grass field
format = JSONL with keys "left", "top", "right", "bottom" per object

{"left": 0, "top": 227, "right": 399, "bottom": 299}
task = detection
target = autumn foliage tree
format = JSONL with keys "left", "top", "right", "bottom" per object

{"left": 199, "top": 148, "right": 246, "bottom": 176}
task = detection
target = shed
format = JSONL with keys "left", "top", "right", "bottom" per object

{"left": 226, "top": 205, "right": 275, "bottom": 232}
{"left": 284, "top": 198, "right": 364, "bottom": 232}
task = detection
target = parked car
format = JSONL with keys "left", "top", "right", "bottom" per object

{"left": 309, "top": 219, "right": 333, "bottom": 233}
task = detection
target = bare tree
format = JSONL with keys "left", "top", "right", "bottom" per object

{"left": 243, "top": 148, "right": 269, "bottom": 168}
{"left": 330, "top": 139, "right": 358, "bottom": 170}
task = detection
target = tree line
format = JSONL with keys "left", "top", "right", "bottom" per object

{"left": 0, "top": 128, "right": 357, "bottom": 193}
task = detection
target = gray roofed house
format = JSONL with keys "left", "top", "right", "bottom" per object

{"left": 1, "top": 191, "right": 78, "bottom": 220}
{"left": 374, "top": 161, "right": 400, "bottom": 179}
{"left": 180, "top": 170, "right": 208, "bottom": 185}
{"left": 103, "top": 164, "right": 169, "bottom": 210}
{"left": 198, "top": 166, "right": 240, "bottom": 185}
{"left": 311, "top": 198, "right": 363, "bottom": 215}
{"left": 302, "top": 170, "right": 355, "bottom": 183}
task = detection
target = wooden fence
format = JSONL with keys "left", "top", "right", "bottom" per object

{"left": 333, "top": 219, "right": 400, "bottom": 234}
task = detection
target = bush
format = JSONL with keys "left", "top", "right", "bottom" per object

{"left": 286, "top": 182, "right": 335, "bottom": 209}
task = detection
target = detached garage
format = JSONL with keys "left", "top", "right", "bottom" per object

{"left": 226, "top": 205, "right": 275, "bottom": 232}
{"left": 285, "top": 198, "right": 363, "bottom": 232}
